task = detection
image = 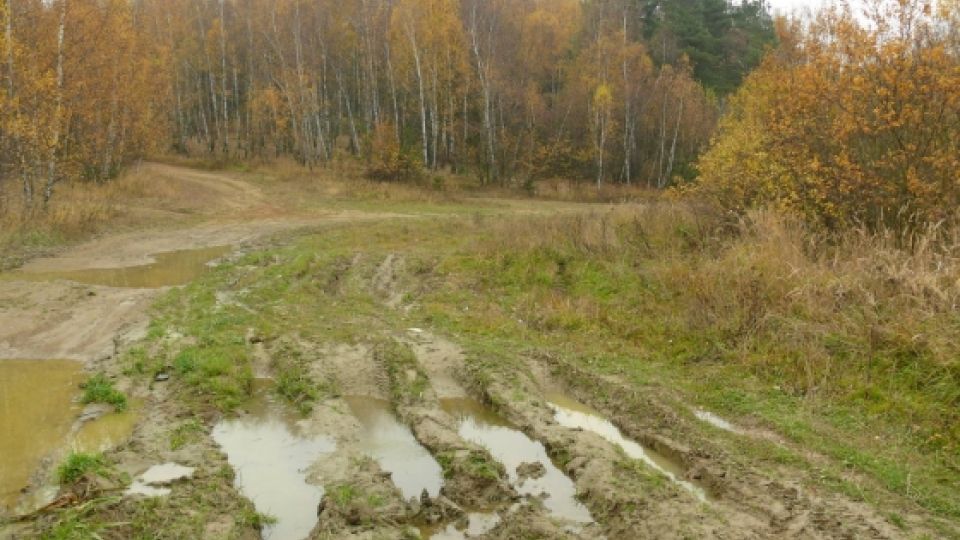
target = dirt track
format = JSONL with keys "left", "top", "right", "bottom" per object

{"left": 0, "top": 163, "right": 396, "bottom": 363}
{"left": 0, "top": 165, "right": 949, "bottom": 539}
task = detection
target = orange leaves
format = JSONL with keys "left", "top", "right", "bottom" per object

{"left": 695, "top": 0, "right": 960, "bottom": 230}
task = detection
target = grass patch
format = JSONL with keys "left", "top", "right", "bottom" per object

{"left": 270, "top": 340, "right": 335, "bottom": 414}
{"left": 238, "top": 508, "right": 278, "bottom": 529}
{"left": 79, "top": 374, "right": 127, "bottom": 411}
{"left": 57, "top": 452, "right": 106, "bottom": 484}
{"left": 145, "top": 263, "right": 258, "bottom": 412}
{"left": 327, "top": 484, "right": 360, "bottom": 506}
{"left": 374, "top": 339, "right": 429, "bottom": 405}
{"left": 393, "top": 205, "right": 960, "bottom": 526}
{"left": 169, "top": 419, "right": 204, "bottom": 450}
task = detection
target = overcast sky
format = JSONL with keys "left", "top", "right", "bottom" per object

{"left": 765, "top": 0, "right": 865, "bottom": 16}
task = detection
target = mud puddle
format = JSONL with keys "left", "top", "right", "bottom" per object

{"left": 546, "top": 393, "right": 708, "bottom": 502}
{"left": 440, "top": 398, "right": 593, "bottom": 526}
{"left": 0, "top": 360, "right": 140, "bottom": 515}
{"left": 126, "top": 463, "right": 195, "bottom": 497}
{"left": 421, "top": 510, "right": 503, "bottom": 539}
{"left": 343, "top": 396, "right": 443, "bottom": 500}
{"left": 2, "top": 245, "right": 230, "bottom": 288}
{"left": 73, "top": 400, "right": 141, "bottom": 453}
{"left": 211, "top": 381, "right": 335, "bottom": 540}
{"left": 0, "top": 360, "right": 84, "bottom": 514}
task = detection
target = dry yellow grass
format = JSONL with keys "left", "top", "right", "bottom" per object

{"left": 0, "top": 164, "right": 183, "bottom": 269}
{"left": 471, "top": 203, "right": 960, "bottom": 454}
{"left": 417, "top": 202, "right": 959, "bottom": 519}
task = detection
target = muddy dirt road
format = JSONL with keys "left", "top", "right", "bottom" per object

{"left": 0, "top": 165, "right": 950, "bottom": 539}
{"left": 0, "top": 163, "right": 393, "bottom": 362}
{"left": 0, "top": 163, "right": 408, "bottom": 521}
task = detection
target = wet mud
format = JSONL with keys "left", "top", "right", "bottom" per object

{"left": 2, "top": 245, "right": 230, "bottom": 288}
{"left": 212, "top": 381, "right": 335, "bottom": 540}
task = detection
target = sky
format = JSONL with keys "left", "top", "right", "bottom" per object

{"left": 765, "top": 0, "right": 866, "bottom": 16}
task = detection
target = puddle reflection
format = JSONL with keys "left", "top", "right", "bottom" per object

{"left": 440, "top": 398, "right": 593, "bottom": 525}
{"left": 3, "top": 245, "right": 230, "bottom": 288}
{"left": 212, "top": 382, "right": 335, "bottom": 540}
{"left": 546, "top": 393, "right": 708, "bottom": 502}
{"left": 343, "top": 396, "right": 443, "bottom": 501}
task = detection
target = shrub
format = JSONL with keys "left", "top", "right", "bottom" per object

{"left": 365, "top": 122, "right": 423, "bottom": 182}
{"left": 695, "top": 1, "right": 960, "bottom": 230}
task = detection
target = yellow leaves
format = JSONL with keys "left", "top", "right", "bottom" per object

{"left": 695, "top": 0, "right": 960, "bottom": 229}
{"left": 593, "top": 84, "right": 613, "bottom": 108}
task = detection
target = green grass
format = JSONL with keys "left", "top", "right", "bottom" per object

{"left": 374, "top": 339, "right": 430, "bottom": 404}
{"left": 327, "top": 484, "right": 360, "bottom": 506}
{"left": 128, "top": 202, "right": 959, "bottom": 533}
{"left": 57, "top": 452, "right": 106, "bottom": 484}
{"left": 269, "top": 340, "right": 335, "bottom": 414}
{"left": 79, "top": 374, "right": 127, "bottom": 411}
{"left": 39, "top": 498, "right": 115, "bottom": 540}
{"left": 169, "top": 419, "right": 204, "bottom": 450}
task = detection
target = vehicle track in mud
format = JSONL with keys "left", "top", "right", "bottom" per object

{"left": 1, "top": 167, "right": 948, "bottom": 539}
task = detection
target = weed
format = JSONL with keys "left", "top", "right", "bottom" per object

{"left": 375, "top": 339, "right": 429, "bottom": 404}
{"left": 327, "top": 484, "right": 359, "bottom": 506}
{"left": 888, "top": 513, "right": 906, "bottom": 529}
{"left": 238, "top": 509, "right": 277, "bottom": 529}
{"left": 121, "top": 347, "right": 150, "bottom": 376}
{"left": 80, "top": 374, "right": 127, "bottom": 411}
{"left": 39, "top": 497, "right": 115, "bottom": 539}
{"left": 57, "top": 453, "right": 105, "bottom": 484}
{"left": 169, "top": 420, "right": 204, "bottom": 450}
{"left": 271, "top": 341, "right": 331, "bottom": 414}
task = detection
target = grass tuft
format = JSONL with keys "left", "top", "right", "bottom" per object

{"left": 57, "top": 452, "right": 105, "bottom": 485}
{"left": 80, "top": 374, "right": 128, "bottom": 411}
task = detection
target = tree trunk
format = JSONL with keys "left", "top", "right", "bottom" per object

{"left": 408, "top": 26, "right": 428, "bottom": 166}
{"left": 664, "top": 96, "right": 684, "bottom": 187}
{"left": 219, "top": 0, "right": 230, "bottom": 154}
{"left": 43, "top": 0, "right": 67, "bottom": 207}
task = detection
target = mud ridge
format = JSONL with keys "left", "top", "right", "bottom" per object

{"left": 532, "top": 350, "right": 912, "bottom": 539}
{"left": 457, "top": 355, "right": 749, "bottom": 539}
{"left": 373, "top": 340, "right": 517, "bottom": 510}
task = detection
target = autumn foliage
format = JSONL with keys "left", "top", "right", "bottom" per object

{"left": 0, "top": 0, "right": 165, "bottom": 215}
{"left": 695, "top": 0, "right": 960, "bottom": 229}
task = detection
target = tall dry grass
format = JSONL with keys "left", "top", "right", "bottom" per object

{"left": 472, "top": 203, "right": 960, "bottom": 460}
{"left": 0, "top": 167, "right": 164, "bottom": 269}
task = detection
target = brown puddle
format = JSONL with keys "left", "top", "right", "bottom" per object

{"left": 2, "top": 245, "right": 230, "bottom": 288}
{"left": 343, "top": 396, "right": 444, "bottom": 501}
{"left": 212, "top": 381, "right": 335, "bottom": 540}
{"left": 546, "top": 392, "right": 709, "bottom": 502}
{"left": 73, "top": 400, "right": 141, "bottom": 453}
{"left": 440, "top": 398, "right": 594, "bottom": 526}
{"left": 0, "top": 360, "right": 84, "bottom": 514}
{"left": 126, "top": 463, "right": 196, "bottom": 498}
{"left": 0, "top": 360, "right": 140, "bottom": 516}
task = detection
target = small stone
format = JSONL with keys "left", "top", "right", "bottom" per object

{"left": 154, "top": 373, "right": 170, "bottom": 382}
{"left": 516, "top": 461, "right": 547, "bottom": 481}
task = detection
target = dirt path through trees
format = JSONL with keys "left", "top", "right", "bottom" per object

{"left": 0, "top": 163, "right": 394, "bottom": 363}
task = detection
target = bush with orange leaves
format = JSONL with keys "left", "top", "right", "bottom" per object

{"left": 694, "top": 0, "right": 960, "bottom": 230}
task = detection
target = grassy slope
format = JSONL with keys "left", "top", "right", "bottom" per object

{"left": 128, "top": 200, "right": 958, "bottom": 535}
